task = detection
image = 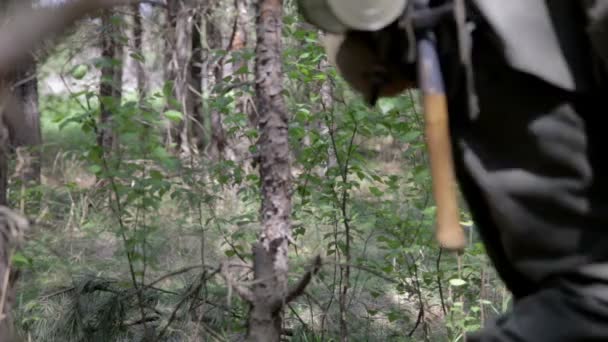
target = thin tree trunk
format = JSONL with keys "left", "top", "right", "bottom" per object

{"left": 191, "top": 10, "right": 205, "bottom": 151}
{"left": 0, "top": 114, "right": 8, "bottom": 207}
{"left": 165, "top": 0, "right": 196, "bottom": 156}
{"left": 163, "top": 0, "right": 178, "bottom": 149}
{"left": 206, "top": 4, "right": 228, "bottom": 160}
{"left": 227, "top": 0, "right": 248, "bottom": 60}
{"left": 227, "top": 0, "right": 253, "bottom": 163}
{"left": 12, "top": 57, "right": 41, "bottom": 214}
{"left": 164, "top": 0, "right": 177, "bottom": 89}
{"left": 319, "top": 56, "right": 338, "bottom": 175}
{"left": 98, "top": 10, "right": 123, "bottom": 153}
{"left": 13, "top": 60, "right": 41, "bottom": 186}
{"left": 247, "top": 0, "right": 291, "bottom": 340}
{"left": 174, "top": 1, "right": 193, "bottom": 156}
{"left": 0, "top": 0, "right": 9, "bottom": 202}
{"left": 132, "top": 3, "right": 146, "bottom": 100}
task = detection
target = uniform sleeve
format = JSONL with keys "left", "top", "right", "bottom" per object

{"left": 584, "top": 1, "right": 608, "bottom": 73}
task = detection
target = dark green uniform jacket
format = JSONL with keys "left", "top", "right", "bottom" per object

{"left": 446, "top": 0, "right": 608, "bottom": 298}
{"left": 446, "top": 0, "right": 608, "bottom": 314}
{"left": 450, "top": 1, "right": 608, "bottom": 339}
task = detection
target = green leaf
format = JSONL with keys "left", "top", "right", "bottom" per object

{"left": 164, "top": 110, "right": 183, "bottom": 123}
{"left": 71, "top": 64, "right": 88, "bottom": 80}
{"left": 89, "top": 164, "right": 102, "bottom": 174}
{"left": 387, "top": 311, "right": 401, "bottom": 322}
{"left": 449, "top": 278, "right": 467, "bottom": 287}
{"left": 11, "top": 252, "right": 30, "bottom": 268}
{"left": 130, "top": 52, "right": 145, "bottom": 62}
{"left": 369, "top": 186, "right": 383, "bottom": 197}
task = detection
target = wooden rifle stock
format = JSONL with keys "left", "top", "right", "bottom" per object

{"left": 417, "top": 37, "right": 466, "bottom": 252}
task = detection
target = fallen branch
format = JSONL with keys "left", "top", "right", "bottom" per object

{"left": 124, "top": 316, "right": 159, "bottom": 327}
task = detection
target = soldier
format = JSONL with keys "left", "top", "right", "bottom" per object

{"left": 300, "top": 1, "right": 608, "bottom": 340}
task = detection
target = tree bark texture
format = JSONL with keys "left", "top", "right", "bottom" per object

{"left": 98, "top": 10, "right": 124, "bottom": 153}
{"left": 228, "top": 0, "right": 255, "bottom": 163}
{"left": 318, "top": 57, "right": 338, "bottom": 175}
{"left": 0, "top": 110, "right": 8, "bottom": 207}
{"left": 132, "top": 3, "right": 146, "bottom": 100}
{"left": 163, "top": 0, "right": 178, "bottom": 148}
{"left": 206, "top": 4, "right": 229, "bottom": 160}
{"left": 0, "top": 56, "right": 42, "bottom": 204}
{"left": 165, "top": 0, "right": 199, "bottom": 156}
{"left": 174, "top": 1, "right": 193, "bottom": 156}
{"left": 247, "top": 0, "right": 291, "bottom": 340}
{"left": 164, "top": 0, "right": 178, "bottom": 93}
{"left": 12, "top": 60, "right": 41, "bottom": 186}
{"left": 190, "top": 10, "right": 205, "bottom": 151}
{"left": 0, "top": 0, "right": 41, "bottom": 204}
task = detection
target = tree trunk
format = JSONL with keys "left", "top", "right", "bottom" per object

{"left": 165, "top": 0, "right": 198, "bottom": 156}
{"left": 191, "top": 10, "right": 205, "bottom": 151}
{"left": 227, "top": 0, "right": 254, "bottom": 164}
{"left": 98, "top": 10, "right": 124, "bottom": 153}
{"left": 247, "top": 0, "right": 291, "bottom": 340}
{"left": 227, "top": 0, "right": 248, "bottom": 59}
{"left": 132, "top": 3, "right": 146, "bottom": 100}
{"left": 174, "top": 1, "right": 193, "bottom": 156}
{"left": 12, "top": 60, "right": 41, "bottom": 186}
{"left": 0, "top": 0, "right": 41, "bottom": 208}
{"left": 0, "top": 112, "right": 8, "bottom": 207}
{"left": 163, "top": 0, "right": 178, "bottom": 149}
{"left": 206, "top": 4, "right": 228, "bottom": 160}
{"left": 164, "top": 0, "right": 178, "bottom": 89}
{"left": 318, "top": 56, "right": 338, "bottom": 174}
{"left": 12, "top": 56, "right": 41, "bottom": 214}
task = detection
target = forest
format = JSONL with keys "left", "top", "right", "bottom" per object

{"left": 0, "top": 0, "right": 509, "bottom": 341}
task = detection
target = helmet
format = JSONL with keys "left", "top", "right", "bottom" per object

{"left": 298, "top": 0, "right": 408, "bottom": 33}
{"left": 299, "top": 0, "right": 414, "bottom": 104}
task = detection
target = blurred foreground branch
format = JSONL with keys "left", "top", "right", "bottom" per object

{"left": 0, "top": 0, "right": 149, "bottom": 76}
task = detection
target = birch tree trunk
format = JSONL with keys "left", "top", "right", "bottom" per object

{"left": 247, "top": 0, "right": 292, "bottom": 340}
